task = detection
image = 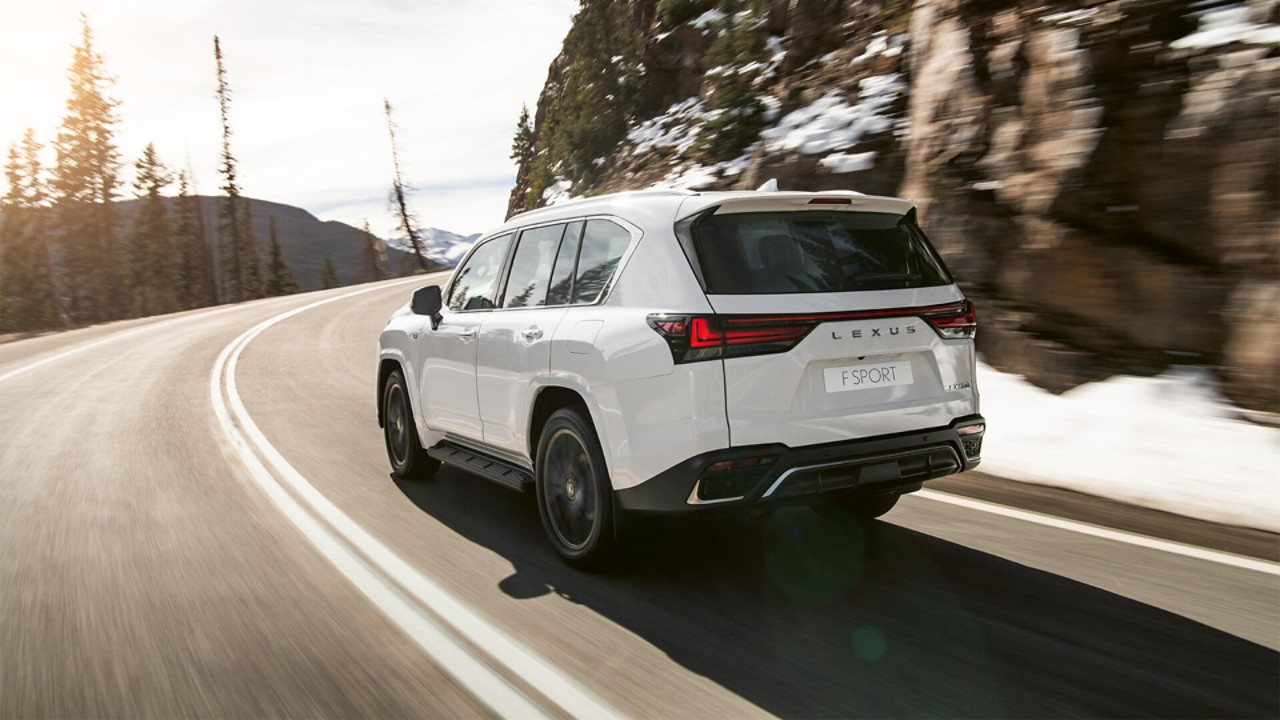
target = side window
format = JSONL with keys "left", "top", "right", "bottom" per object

{"left": 503, "top": 224, "right": 565, "bottom": 308}
{"left": 573, "top": 219, "right": 631, "bottom": 304}
{"left": 545, "top": 221, "right": 583, "bottom": 306}
{"left": 447, "top": 233, "right": 512, "bottom": 311}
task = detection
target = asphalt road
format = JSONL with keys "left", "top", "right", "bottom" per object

{"left": 1, "top": 276, "right": 1276, "bottom": 718}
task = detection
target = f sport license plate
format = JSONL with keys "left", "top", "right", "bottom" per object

{"left": 823, "top": 361, "right": 914, "bottom": 393}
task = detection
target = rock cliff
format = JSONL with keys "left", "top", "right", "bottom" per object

{"left": 510, "top": 0, "right": 1279, "bottom": 411}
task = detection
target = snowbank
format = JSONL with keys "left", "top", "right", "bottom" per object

{"left": 976, "top": 362, "right": 1280, "bottom": 533}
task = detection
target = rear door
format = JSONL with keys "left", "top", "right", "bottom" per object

{"left": 687, "top": 202, "right": 978, "bottom": 448}
{"left": 419, "top": 233, "right": 513, "bottom": 442}
{"left": 475, "top": 222, "right": 580, "bottom": 458}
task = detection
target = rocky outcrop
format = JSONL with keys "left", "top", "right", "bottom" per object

{"left": 512, "top": 0, "right": 1280, "bottom": 411}
{"left": 902, "top": 0, "right": 1278, "bottom": 407}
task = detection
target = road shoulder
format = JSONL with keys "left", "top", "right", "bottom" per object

{"left": 932, "top": 471, "right": 1279, "bottom": 562}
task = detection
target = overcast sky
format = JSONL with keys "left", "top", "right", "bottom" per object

{"left": 0, "top": 0, "right": 578, "bottom": 237}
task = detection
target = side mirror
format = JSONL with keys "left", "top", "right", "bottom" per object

{"left": 411, "top": 285, "right": 443, "bottom": 327}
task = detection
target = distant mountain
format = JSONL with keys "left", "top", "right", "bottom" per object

{"left": 109, "top": 196, "right": 469, "bottom": 290}
{"left": 7, "top": 196, "right": 473, "bottom": 292}
{"left": 385, "top": 227, "right": 480, "bottom": 270}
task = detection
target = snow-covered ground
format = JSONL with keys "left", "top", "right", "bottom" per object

{"left": 977, "top": 362, "right": 1280, "bottom": 533}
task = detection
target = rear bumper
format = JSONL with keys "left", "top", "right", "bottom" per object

{"left": 615, "top": 415, "right": 984, "bottom": 514}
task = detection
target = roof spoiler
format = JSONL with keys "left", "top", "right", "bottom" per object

{"left": 682, "top": 191, "right": 915, "bottom": 219}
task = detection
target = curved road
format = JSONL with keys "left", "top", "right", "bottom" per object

{"left": 1, "top": 276, "right": 1276, "bottom": 718}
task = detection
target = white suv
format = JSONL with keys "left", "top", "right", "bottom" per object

{"left": 377, "top": 189, "right": 984, "bottom": 567}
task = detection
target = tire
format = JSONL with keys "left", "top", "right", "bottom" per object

{"left": 535, "top": 407, "right": 618, "bottom": 569}
{"left": 814, "top": 490, "right": 900, "bottom": 520}
{"left": 382, "top": 369, "right": 439, "bottom": 479}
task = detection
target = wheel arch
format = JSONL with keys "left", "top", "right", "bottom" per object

{"left": 376, "top": 357, "right": 403, "bottom": 428}
{"left": 528, "top": 385, "right": 590, "bottom": 461}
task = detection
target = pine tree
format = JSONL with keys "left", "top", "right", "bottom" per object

{"left": 359, "top": 219, "right": 388, "bottom": 281}
{"left": 128, "top": 142, "right": 173, "bottom": 316}
{"left": 174, "top": 171, "right": 216, "bottom": 309}
{"left": 510, "top": 104, "right": 535, "bottom": 167}
{"left": 263, "top": 216, "right": 299, "bottom": 296}
{"left": 320, "top": 256, "right": 340, "bottom": 289}
{"left": 214, "top": 35, "right": 261, "bottom": 303}
{"left": 696, "top": 2, "right": 768, "bottom": 162}
{"left": 52, "top": 14, "right": 123, "bottom": 324}
{"left": 240, "top": 199, "right": 263, "bottom": 295}
{"left": 1, "top": 130, "right": 60, "bottom": 332}
{"left": 384, "top": 99, "right": 431, "bottom": 273}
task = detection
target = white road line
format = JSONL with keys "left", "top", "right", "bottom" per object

{"left": 212, "top": 329, "right": 544, "bottom": 719}
{"left": 215, "top": 277, "right": 625, "bottom": 720}
{"left": 916, "top": 490, "right": 1280, "bottom": 577}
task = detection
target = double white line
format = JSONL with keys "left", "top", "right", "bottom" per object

{"left": 209, "top": 279, "right": 625, "bottom": 720}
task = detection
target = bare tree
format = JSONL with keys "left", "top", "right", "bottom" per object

{"left": 383, "top": 99, "right": 430, "bottom": 272}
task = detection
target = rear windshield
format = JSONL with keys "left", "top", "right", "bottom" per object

{"left": 691, "top": 210, "right": 952, "bottom": 294}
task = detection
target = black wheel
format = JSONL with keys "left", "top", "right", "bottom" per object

{"left": 535, "top": 407, "right": 617, "bottom": 569}
{"left": 382, "top": 369, "right": 439, "bottom": 479}
{"left": 813, "top": 490, "right": 900, "bottom": 520}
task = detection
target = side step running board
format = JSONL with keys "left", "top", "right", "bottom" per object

{"left": 427, "top": 442, "right": 533, "bottom": 493}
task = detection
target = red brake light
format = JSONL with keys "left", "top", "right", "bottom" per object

{"left": 807, "top": 197, "right": 852, "bottom": 205}
{"left": 690, "top": 317, "right": 808, "bottom": 348}
{"left": 650, "top": 314, "right": 815, "bottom": 362}
{"left": 648, "top": 301, "right": 976, "bottom": 363}
{"left": 689, "top": 317, "right": 722, "bottom": 348}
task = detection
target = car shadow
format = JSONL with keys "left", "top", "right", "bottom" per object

{"left": 395, "top": 468, "right": 1279, "bottom": 719}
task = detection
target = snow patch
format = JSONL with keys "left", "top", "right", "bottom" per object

{"left": 819, "top": 151, "right": 877, "bottom": 173}
{"left": 691, "top": 8, "right": 725, "bottom": 30}
{"left": 541, "top": 179, "right": 574, "bottom": 206}
{"left": 977, "top": 362, "right": 1280, "bottom": 533}
{"left": 1172, "top": 5, "right": 1280, "bottom": 49}
{"left": 766, "top": 36, "right": 785, "bottom": 62}
{"left": 625, "top": 97, "right": 706, "bottom": 155}
{"left": 850, "top": 32, "right": 907, "bottom": 65}
{"left": 655, "top": 141, "right": 761, "bottom": 190}
{"left": 762, "top": 74, "right": 905, "bottom": 155}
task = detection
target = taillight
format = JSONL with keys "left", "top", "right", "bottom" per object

{"left": 648, "top": 315, "right": 813, "bottom": 363}
{"left": 922, "top": 301, "right": 977, "bottom": 339}
{"left": 647, "top": 300, "right": 977, "bottom": 363}
{"left": 692, "top": 317, "right": 810, "bottom": 348}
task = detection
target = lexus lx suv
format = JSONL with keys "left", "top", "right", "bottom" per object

{"left": 377, "top": 188, "right": 985, "bottom": 567}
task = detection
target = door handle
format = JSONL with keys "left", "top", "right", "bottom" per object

{"left": 521, "top": 328, "right": 544, "bottom": 341}
{"left": 458, "top": 328, "right": 477, "bottom": 342}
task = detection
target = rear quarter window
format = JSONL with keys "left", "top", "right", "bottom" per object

{"left": 692, "top": 211, "right": 952, "bottom": 294}
{"left": 573, "top": 219, "right": 631, "bottom": 304}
